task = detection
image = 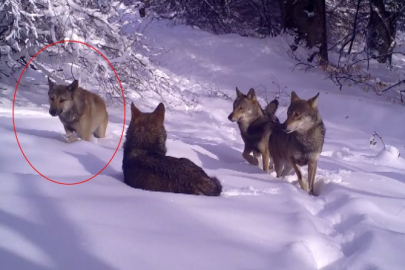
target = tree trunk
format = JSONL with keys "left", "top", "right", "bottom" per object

{"left": 367, "top": 0, "right": 396, "bottom": 65}
{"left": 280, "top": 0, "right": 328, "bottom": 63}
{"left": 139, "top": 0, "right": 150, "bottom": 18}
{"left": 319, "top": 0, "right": 328, "bottom": 63}
{"left": 348, "top": 0, "right": 362, "bottom": 54}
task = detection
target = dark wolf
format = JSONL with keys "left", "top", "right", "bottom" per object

{"left": 267, "top": 91, "right": 326, "bottom": 195}
{"left": 122, "top": 102, "right": 222, "bottom": 196}
{"left": 48, "top": 78, "right": 108, "bottom": 142}
{"left": 228, "top": 87, "right": 279, "bottom": 173}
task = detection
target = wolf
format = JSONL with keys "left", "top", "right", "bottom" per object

{"left": 122, "top": 102, "right": 222, "bottom": 196}
{"left": 267, "top": 91, "right": 326, "bottom": 195}
{"left": 48, "top": 78, "right": 108, "bottom": 142}
{"left": 228, "top": 87, "right": 279, "bottom": 173}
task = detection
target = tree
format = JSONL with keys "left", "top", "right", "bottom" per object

{"left": 280, "top": 0, "right": 328, "bottom": 63}
{"left": 150, "top": 0, "right": 282, "bottom": 37}
{"left": 367, "top": 0, "right": 397, "bottom": 65}
{"left": 0, "top": 0, "right": 190, "bottom": 105}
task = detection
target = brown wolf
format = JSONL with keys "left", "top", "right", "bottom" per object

{"left": 48, "top": 78, "right": 108, "bottom": 142}
{"left": 228, "top": 87, "right": 279, "bottom": 173}
{"left": 267, "top": 91, "right": 326, "bottom": 195}
{"left": 122, "top": 102, "right": 222, "bottom": 196}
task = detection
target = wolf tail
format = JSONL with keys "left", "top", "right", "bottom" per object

{"left": 198, "top": 176, "right": 222, "bottom": 196}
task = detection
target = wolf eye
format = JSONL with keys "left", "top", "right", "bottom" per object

{"left": 294, "top": 111, "right": 301, "bottom": 117}
{"left": 49, "top": 97, "right": 54, "bottom": 101}
{"left": 59, "top": 99, "right": 65, "bottom": 103}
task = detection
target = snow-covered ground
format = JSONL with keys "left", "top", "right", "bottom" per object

{"left": 1, "top": 19, "right": 405, "bottom": 270}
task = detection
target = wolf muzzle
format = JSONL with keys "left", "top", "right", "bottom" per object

{"left": 228, "top": 113, "right": 236, "bottom": 122}
{"left": 49, "top": 109, "right": 59, "bottom": 117}
{"left": 281, "top": 123, "right": 292, "bottom": 133}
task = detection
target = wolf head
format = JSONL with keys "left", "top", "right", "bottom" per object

{"left": 48, "top": 78, "right": 78, "bottom": 117}
{"left": 228, "top": 87, "right": 264, "bottom": 123}
{"left": 125, "top": 102, "right": 167, "bottom": 156}
{"left": 283, "top": 91, "right": 321, "bottom": 134}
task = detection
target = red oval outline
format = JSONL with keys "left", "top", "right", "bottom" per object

{"left": 12, "top": 40, "right": 126, "bottom": 185}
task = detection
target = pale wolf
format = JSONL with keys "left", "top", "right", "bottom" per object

{"left": 228, "top": 87, "right": 279, "bottom": 173}
{"left": 48, "top": 78, "right": 108, "bottom": 142}
{"left": 267, "top": 91, "right": 325, "bottom": 195}
{"left": 122, "top": 102, "right": 222, "bottom": 196}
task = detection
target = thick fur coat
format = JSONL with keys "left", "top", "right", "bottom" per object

{"left": 122, "top": 102, "right": 222, "bottom": 196}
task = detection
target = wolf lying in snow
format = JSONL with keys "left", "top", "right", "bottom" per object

{"left": 122, "top": 102, "right": 222, "bottom": 196}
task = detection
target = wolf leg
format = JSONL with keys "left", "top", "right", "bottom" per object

{"left": 280, "top": 163, "right": 293, "bottom": 177}
{"left": 81, "top": 131, "right": 92, "bottom": 141}
{"left": 242, "top": 146, "right": 259, "bottom": 166}
{"left": 76, "top": 124, "right": 92, "bottom": 142}
{"left": 290, "top": 159, "right": 309, "bottom": 192}
{"left": 261, "top": 149, "right": 270, "bottom": 173}
{"left": 94, "top": 120, "right": 108, "bottom": 138}
{"left": 269, "top": 157, "right": 274, "bottom": 171}
{"left": 253, "top": 150, "right": 260, "bottom": 159}
{"left": 273, "top": 157, "right": 282, "bottom": 178}
{"left": 253, "top": 150, "right": 261, "bottom": 168}
{"left": 63, "top": 125, "right": 79, "bottom": 143}
{"left": 308, "top": 160, "right": 318, "bottom": 196}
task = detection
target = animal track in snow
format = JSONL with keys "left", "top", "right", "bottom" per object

{"left": 222, "top": 186, "right": 281, "bottom": 197}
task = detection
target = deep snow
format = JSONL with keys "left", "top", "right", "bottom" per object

{"left": 1, "top": 19, "right": 405, "bottom": 270}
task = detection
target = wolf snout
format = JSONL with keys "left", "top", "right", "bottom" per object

{"left": 228, "top": 113, "right": 235, "bottom": 122}
{"left": 49, "top": 109, "right": 58, "bottom": 117}
{"left": 281, "top": 123, "right": 292, "bottom": 133}
{"left": 281, "top": 123, "right": 287, "bottom": 131}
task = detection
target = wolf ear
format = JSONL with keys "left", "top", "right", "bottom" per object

{"left": 67, "top": 80, "right": 79, "bottom": 93}
{"left": 266, "top": 99, "right": 279, "bottom": 115}
{"left": 247, "top": 88, "right": 256, "bottom": 101}
{"left": 153, "top": 103, "right": 165, "bottom": 122}
{"left": 131, "top": 102, "right": 141, "bottom": 119}
{"left": 308, "top": 92, "right": 320, "bottom": 108}
{"left": 291, "top": 91, "right": 300, "bottom": 102}
{"left": 48, "top": 77, "right": 55, "bottom": 89}
{"left": 236, "top": 87, "right": 243, "bottom": 97}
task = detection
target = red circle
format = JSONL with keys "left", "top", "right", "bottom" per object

{"left": 12, "top": 40, "right": 126, "bottom": 185}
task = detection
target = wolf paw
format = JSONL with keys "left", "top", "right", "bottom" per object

{"left": 251, "top": 159, "right": 259, "bottom": 166}
{"left": 298, "top": 180, "right": 310, "bottom": 193}
{"left": 63, "top": 133, "right": 80, "bottom": 143}
{"left": 245, "top": 158, "right": 259, "bottom": 166}
{"left": 308, "top": 189, "right": 318, "bottom": 196}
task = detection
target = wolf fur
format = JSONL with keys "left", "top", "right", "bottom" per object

{"left": 267, "top": 91, "right": 326, "bottom": 195}
{"left": 122, "top": 102, "right": 222, "bottom": 196}
{"left": 228, "top": 87, "right": 279, "bottom": 173}
{"left": 48, "top": 78, "right": 108, "bottom": 142}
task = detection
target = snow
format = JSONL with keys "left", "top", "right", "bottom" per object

{"left": 1, "top": 19, "right": 405, "bottom": 270}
